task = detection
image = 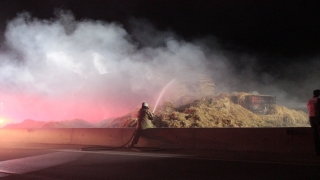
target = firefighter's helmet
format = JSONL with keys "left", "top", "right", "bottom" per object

{"left": 142, "top": 102, "right": 148, "bottom": 108}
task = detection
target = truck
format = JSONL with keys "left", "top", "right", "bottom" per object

{"left": 231, "top": 94, "right": 276, "bottom": 115}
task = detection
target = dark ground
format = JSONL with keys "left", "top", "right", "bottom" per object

{"left": 0, "top": 144, "right": 320, "bottom": 179}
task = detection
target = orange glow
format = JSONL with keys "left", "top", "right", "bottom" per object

{"left": 0, "top": 118, "right": 8, "bottom": 127}
{"left": 0, "top": 88, "right": 135, "bottom": 124}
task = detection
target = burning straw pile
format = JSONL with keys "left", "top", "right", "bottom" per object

{"left": 106, "top": 75, "right": 308, "bottom": 128}
{"left": 108, "top": 92, "right": 309, "bottom": 128}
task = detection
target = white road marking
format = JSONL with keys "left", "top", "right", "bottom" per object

{"left": 0, "top": 152, "right": 83, "bottom": 177}
{"left": 63, "top": 148, "right": 189, "bottom": 158}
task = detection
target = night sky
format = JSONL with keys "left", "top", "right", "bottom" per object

{"left": 0, "top": 0, "right": 319, "bottom": 123}
{"left": 1, "top": 1, "right": 319, "bottom": 88}
{"left": 0, "top": 0, "right": 319, "bottom": 57}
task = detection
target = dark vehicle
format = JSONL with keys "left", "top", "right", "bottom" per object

{"left": 232, "top": 95, "right": 276, "bottom": 115}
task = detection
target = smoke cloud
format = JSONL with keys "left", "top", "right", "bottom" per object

{"left": 0, "top": 11, "right": 318, "bottom": 124}
{"left": 0, "top": 12, "right": 213, "bottom": 123}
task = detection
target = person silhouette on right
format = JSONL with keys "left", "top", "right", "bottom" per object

{"left": 307, "top": 89, "right": 320, "bottom": 156}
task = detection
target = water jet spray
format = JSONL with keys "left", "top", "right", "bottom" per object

{"left": 153, "top": 79, "right": 175, "bottom": 113}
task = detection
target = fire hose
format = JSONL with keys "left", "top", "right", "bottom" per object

{"left": 79, "top": 129, "right": 163, "bottom": 151}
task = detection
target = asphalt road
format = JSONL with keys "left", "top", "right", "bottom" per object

{"left": 0, "top": 145, "right": 320, "bottom": 180}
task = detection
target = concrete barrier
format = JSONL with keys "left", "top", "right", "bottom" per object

{"left": 194, "top": 128, "right": 289, "bottom": 152}
{"left": 141, "top": 128, "right": 196, "bottom": 148}
{"left": 192, "top": 128, "right": 312, "bottom": 153}
{"left": 0, "top": 128, "right": 73, "bottom": 144}
{"left": 70, "top": 128, "right": 135, "bottom": 146}
{"left": 286, "top": 128, "right": 313, "bottom": 153}
{"left": 0, "top": 128, "right": 314, "bottom": 153}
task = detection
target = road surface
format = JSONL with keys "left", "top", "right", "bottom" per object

{"left": 0, "top": 144, "right": 319, "bottom": 179}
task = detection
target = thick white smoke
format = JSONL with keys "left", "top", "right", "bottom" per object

{"left": 0, "top": 12, "right": 212, "bottom": 123}
{"left": 0, "top": 11, "right": 317, "bottom": 124}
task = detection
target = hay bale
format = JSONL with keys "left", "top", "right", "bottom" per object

{"left": 262, "top": 105, "right": 309, "bottom": 127}
{"left": 106, "top": 93, "right": 309, "bottom": 128}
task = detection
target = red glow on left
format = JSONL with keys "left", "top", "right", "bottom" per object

{"left": 0, "top": 89, "right": 133, "bottom": 124}
{"left": 0, "top": 116, "right": 10, "bottom": 127}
